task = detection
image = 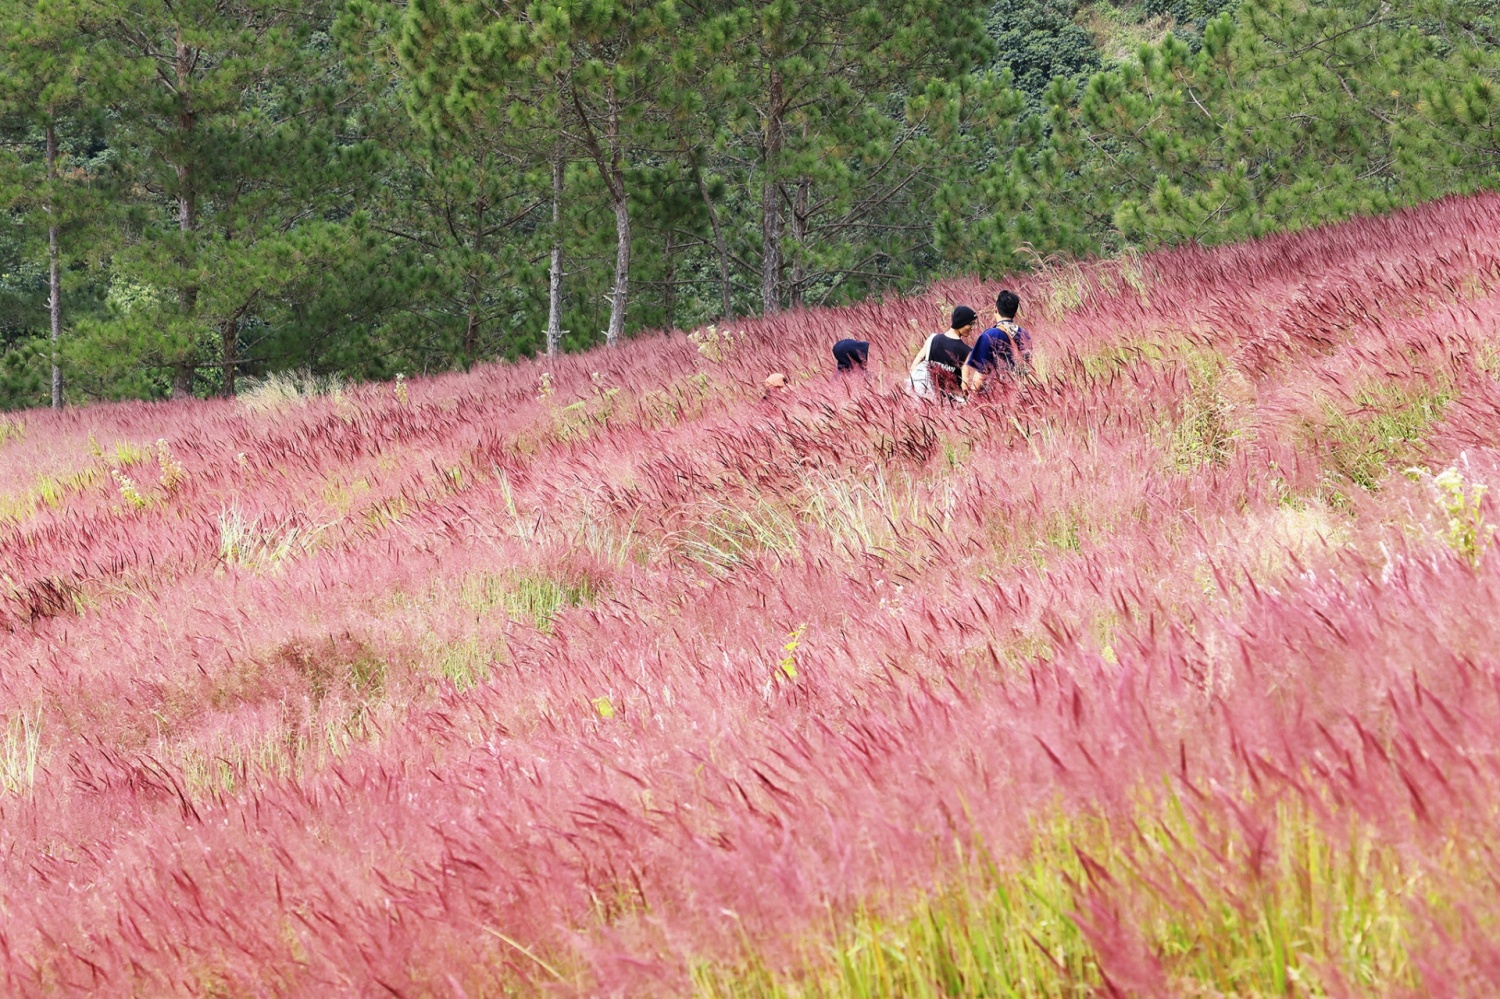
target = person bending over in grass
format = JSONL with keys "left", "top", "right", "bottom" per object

{"left": 832, "top": 338, "right": 870, "bottom": 375}
{"left": 963, "top": 290, "right": 1033, "bottom": 394}
{"left": 907, "top": 306, "right": 976, "bottom": 402}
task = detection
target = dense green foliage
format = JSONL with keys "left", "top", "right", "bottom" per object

{"left": 0, "top": 0, "right": 1496, "bottom": 407}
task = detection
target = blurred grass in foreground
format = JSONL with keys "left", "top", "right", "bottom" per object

{"left": 697, "top": 796, "right": 1418, "bottom": 998}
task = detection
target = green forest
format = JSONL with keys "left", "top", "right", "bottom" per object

{"left": 0, "top": 0, "right": 1496, "bottom": 407}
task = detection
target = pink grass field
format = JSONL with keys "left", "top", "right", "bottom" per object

{"left": 4, "top": 194, "right": 1500, "bottom": 995}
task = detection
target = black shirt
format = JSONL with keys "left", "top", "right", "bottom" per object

{"left": 927, "top": 334, "right": 970, "bottom": 372}
{"left": 926, "top": 333, "right": 970, "bottom": 394}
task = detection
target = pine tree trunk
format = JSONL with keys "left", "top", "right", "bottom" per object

{"left": 663, "top": 229, "right": 676, "bottom": 330}
{"left": 170, "top": 366, "right": 194, "bottom": 399}
{"left": 172, "top": 31, "right": 197, "bottom": 401}
{"left": 171, "top": 360, "right": 194, "bottom": 399}
{"left": 464, "top": 184, "right": 488, "bottom": 368}
{"left": 547, "top": 150, "right": 564, "bottom": 358}
{"left": 173, "top": 181, "right": 196, "bottom": 400}
{"left": 221, "top": 316, "right": 237, "bottom": 396}
{"left": 459, "top": 306, "right": 477, "bottom": 367}
{"left": 690, "top": 150, "right": 733, "bottom": 321}
{"left": 173, "top": 179, "right": 197, "bottom": 399}
{"left": 605, "top": 88, "right": 629, "bottom": 347}
{"left": 608, "top": 194, "right": 630, "bottom": 346}
{"left": 790, "top": 176, "right": 810, "bottom": 310}
{"left": 760, "top": 68, "right": 784, "bottom": 315}
{"left": 45, "top": 121, "right": 61, "bottom": 409}
{"left": 568, "top": 79, "right": 630, "bottom": 346}
{"left": 462, "top": 304, "right": 480, "bottom": 367}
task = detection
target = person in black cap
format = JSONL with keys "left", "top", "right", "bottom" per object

{"left": 832, "top": 338, "right": 870, "bottom": 373}
{"left": 907, "top": 306, "right": 976, "bottom": 401}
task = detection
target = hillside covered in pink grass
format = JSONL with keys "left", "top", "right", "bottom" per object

{"left": 4, "top": 194, "right": 1500, "bottom": 995}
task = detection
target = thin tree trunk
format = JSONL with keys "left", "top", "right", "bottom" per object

{"left": 45, "top": 121, "right": 61, "bottom": 409}
{"left": 605, "top": 86, "right": 629, "bottom": 346}
{"left": 172, "top": 30, "right": 197, "bottom": 401}
{"left": 609, "top": 194, "right": 630, "bottom": 346}
{"left": 547, "top": 149, "right": 564, "bottom": 357}
{"left": 221, "top": 317, "right": 237, "bottom": 396}
{"left": 569, "top": 80, "right": 630, "bottom": 346}
{"left": 790, "top": 175, "right": 810, "bottom": 310}
{"left": 685, "top": 138, "right": 733, "bottom": 321}
{"left": 173, "top": 171, "right": 196, "bottom": 400}
{"left": 760, "top": 68, "right": 784, "bottom": 315}
{"left": 663, "top": 229, "right": 676, "bottom": 330}
{"left": 760, "top": 177, "right": 781, "bottom": 314}
{"left": 464, "top": 185, "right": 487, "bottom": 368}
{"left": 462, "top": 302, "right": 481, "bottom": 366}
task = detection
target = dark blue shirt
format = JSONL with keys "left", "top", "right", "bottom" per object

{"left": 832, "top": 339, "right": 869, "bottom": 371}
{"left": 968, "top": 320, "right": 1031, "bottom": 376}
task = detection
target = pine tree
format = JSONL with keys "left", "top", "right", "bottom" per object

{"left": 1, "top": 0, "right": 1494, "bottom": 402}
{"left": 0, "top": 0, "right": 95, "bottom": 408}
{"left": 1417, "top": 0, "right": 1500, "bottom": 196}
{"left": 703, "top": 0, "right": 990, "bottom": 313}
{"left": 1029, "top": 0, "right": 1500, "bottom": 252}
{"left": 79, "top": 0, "right": 371, "bottom": 397}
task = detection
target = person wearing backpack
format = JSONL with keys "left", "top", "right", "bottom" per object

{"left": 963, "top": 290, "right": 1033, "bottom": 394}
{"left": 907, "top": 306, "right": 976, "bottom": 402}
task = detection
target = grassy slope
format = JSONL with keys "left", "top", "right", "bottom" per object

{"left": 2, "top": 195, "right": 1500, "bottom": 995}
